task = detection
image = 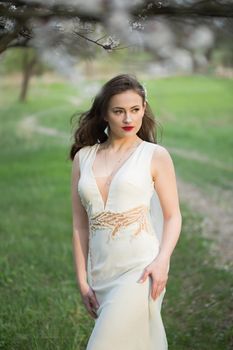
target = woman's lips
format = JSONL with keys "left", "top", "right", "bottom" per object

{"left": 122, "top": 126, "right": 134, "bottom": 131}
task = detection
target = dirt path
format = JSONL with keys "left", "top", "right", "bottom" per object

{"left": 170, "top": 146, "right": 232, "bottom": 171}
{"left": 17, "top": 104, "right": 70, "bottom": 140}
{"left": 18, "top": 110, "right": 233, "bottom": 269}
{"left": 19, "top": 115, "right": 68, "bottom": 139}
{"left": 176, "top": 177, "right": 233, "bottom": 269}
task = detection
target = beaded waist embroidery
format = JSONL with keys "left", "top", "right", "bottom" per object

{"left": 89, "top": 205, "right": 150, "bottom": 238}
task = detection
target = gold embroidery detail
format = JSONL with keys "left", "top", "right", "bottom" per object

{"left": 89, "top": 205, "right": 150, "bottom": 238}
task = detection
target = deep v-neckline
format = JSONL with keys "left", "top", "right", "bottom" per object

{"left": 90, "top": 141, "right": 145, "bottom": 211}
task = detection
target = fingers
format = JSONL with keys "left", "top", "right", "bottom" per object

{"left": 151, "top": 282, "right": 166, "bottom": 300}
{"left": 82, "top": 289, "right": 100, "bottom": 319}
{"left": 138, "top": 267, "right": 150, "bottom": 283}
{"left": 151, "top": 283, "right": 164, "bottom": 300}
{"left": 89, "top": 290, "right": 100, "bottom": 310}
{"left": 137, "top": 265, "right": 168, "bottom": 300}
{"left": 83, "top": 297, "right": 96, "bottom": 318}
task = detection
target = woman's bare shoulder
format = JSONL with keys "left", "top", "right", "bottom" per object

{"left": 144, "top": 142, "right": 171, "bottom": 159}
{"left": 150, "top": 144, "right": 174, "bottom": 179}
{"left": 73, "top": 144, "right": 94, "bottom": 162}
{"left": 152, "top": 143, "right": 171, "bottom": 158}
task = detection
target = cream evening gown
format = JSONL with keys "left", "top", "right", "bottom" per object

{"left": 77, "top": 140, "right": 169, "bottom": 350}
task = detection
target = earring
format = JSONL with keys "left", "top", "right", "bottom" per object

{"left": 104, "top": 125, "right": 109, "bottom": 136}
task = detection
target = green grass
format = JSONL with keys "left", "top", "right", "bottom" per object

{"left": 147, "top": 75, "right": 233, "bottom": 194}
{"left": 0, "top": 75, "right": 233, "bottom": 349}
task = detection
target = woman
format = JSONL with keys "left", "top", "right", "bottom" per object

{"left": 70, "top": 74, "right": 182, "bottom": 349}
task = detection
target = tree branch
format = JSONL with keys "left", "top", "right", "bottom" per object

{"left": 73, "top": 31, "right": 128, "bottom": 51}
{"left": 133, "top": 0, "right": 233, "bottom": 18}
{"left": 0, "top": 1, "right": 233, "bottom": 55}
{"left": 1, "top": 1, "right": 233, "bottom": 22}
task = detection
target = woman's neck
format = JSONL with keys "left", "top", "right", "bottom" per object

{"left": 103, "top": 136, "right": 142, "bottom": 152}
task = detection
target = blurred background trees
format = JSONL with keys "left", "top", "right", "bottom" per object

{"left": 0, "top": 0, "right": 233, "bottom": 101}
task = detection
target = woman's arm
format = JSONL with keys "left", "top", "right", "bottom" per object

{"left": 152, "top": 145, "right": 182, "bottom": 262}
{"left": 71, "top": 151, "right": 89, "bottom": 289}
{"left": 138, "top": 145, "right": 182, "bottom": 300}
{"left": 71, "top": 151, "right": 100, "bottom": 318}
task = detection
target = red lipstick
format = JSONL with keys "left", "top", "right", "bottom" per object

{"left": 122, "top": 126, "right": 134, "bottom": 131}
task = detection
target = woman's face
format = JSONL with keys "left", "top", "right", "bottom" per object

{"left": 105, "top": 89, "right": 146, "bottom": 139}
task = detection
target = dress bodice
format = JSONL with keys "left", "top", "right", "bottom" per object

{"left": 77, "top": 141, "right": 164, "bottom": 246}
{"left": 78, "top": 141, "right": 155, "bottom": 214}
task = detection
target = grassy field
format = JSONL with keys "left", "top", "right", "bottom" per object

{"left": 0, "top": 74, "right": 233, "bottom": 349}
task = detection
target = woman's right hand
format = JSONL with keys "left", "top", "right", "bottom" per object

{"left": 79, "top": 282, "right": 100, "bottom": 319}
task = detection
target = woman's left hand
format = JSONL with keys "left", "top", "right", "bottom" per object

{"left": 138, "top": 255, "right": 170, "bottom": 300}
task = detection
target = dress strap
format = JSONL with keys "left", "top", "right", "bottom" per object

{"left": 78, "top": 145, "right": 96, "bottom": 173}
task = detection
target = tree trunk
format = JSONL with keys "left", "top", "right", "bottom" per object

{"left": 19, "top": 51, "right": 37, "bottom": 102}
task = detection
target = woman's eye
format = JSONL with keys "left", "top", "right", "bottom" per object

{"left": 113, "top": 108, "right": 139, "bottom": 115}
{"left": 114, "top": 110, "right": 122, "bottom": 115}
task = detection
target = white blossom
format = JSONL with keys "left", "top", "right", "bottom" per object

{"left": 186, "top": 26, "right": 215, "bottom": 51}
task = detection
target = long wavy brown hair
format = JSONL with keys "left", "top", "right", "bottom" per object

{"left": 69, "top": 74, "right": 162, "bottom": 160}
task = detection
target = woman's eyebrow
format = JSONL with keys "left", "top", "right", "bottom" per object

{"left": 112, "top": 105, "right": 140, "bottom": 109}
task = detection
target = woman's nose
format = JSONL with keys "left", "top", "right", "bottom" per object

{"left": 123, "top": 113, "right": 133, "bottom": 124}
